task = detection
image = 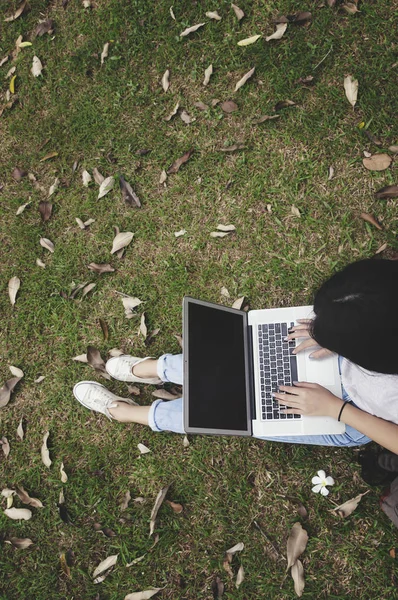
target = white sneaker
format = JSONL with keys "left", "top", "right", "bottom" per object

{"left": 73, "top": 381, "right": 137, "bottom": 420}
{"left": 105, "top": 355, "right": 162, "bottom": 384}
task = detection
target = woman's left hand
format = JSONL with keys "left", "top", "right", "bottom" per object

{"left": 273, "top": 382, "right": 343, "bottom": 418}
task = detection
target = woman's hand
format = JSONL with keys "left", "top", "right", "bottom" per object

{"left": 288, "top": 319, "right": 333, "bottom": 359}
{"left": 273, "top": 382, "right": 343, "bottom": 418}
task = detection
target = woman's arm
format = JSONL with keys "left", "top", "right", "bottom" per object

{"left": 273, "top": 382, "right": 398, "bottom": 454}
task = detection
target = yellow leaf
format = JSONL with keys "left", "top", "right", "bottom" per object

{"left": 10, "top": 75, "right": 16, "bottom": 94}
{"left": 358, "top": 121, "right": 365, "bottom": 129}
{"left": 237, "top": 34, "right": 261, "bottom": 46}
{"left": 18, "top": 41, "right": 32, "bottom": 48}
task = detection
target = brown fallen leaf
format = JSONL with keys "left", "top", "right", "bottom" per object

{"left": 8, "top": 276, "right": 20, "bottom": 306}
{"left": 4, "top": 1, "right": 27, "bottom": 22}
{"left": 88, "top": 263, "right": 115, "bottom": 274}
{"left": 38, "top": 201, "right": 53, "bottom": 222}
{"left": 295, "top": 75, "right": 314, "bottom": 85}
{"left": 120, "top": 490, "right": 131, "bottom": 511}
{"left": 119, "top": 176, "right": 141, "bottom": 208}
{"left": 389, "top": 145, "right": 398, "bottom": 153}
{"left": 375, "top": 185, "right": 398, "bottom": 199}
{"left": 41, "top": 431, "right": 52, "bottom": 468}
{"left": 6, "top": 537, "right": 33, "bottom": 549}
{"left": 180, "top": 109, "right": 195, "bottom": 124}
{"left": 166, "top": 500, "right": 183, "bottom": 514}
{"left": 291, "top": 559, "right": 305, "bottom": 597}
{"left": 99, "top": 318, "right": 109, "bottom": 341}
{"left": 92, "top": 167, "right": 104, "bottom": 185}
{"left": 167, "top": 149, "right": 194, "bottom": 174}
{"left": 341, "top": 2, "right": 360, "bottom": 14}
{"left": 375, "top": 242, "right": 388, "bottom": 255}
{"left": 220, "top": 100, "right": 238, "bottom": 113}
{"left": 82, "top": 283, "right": 96, "bottom": 298}
{"left": 34, "top": 19, "right": 54, "bottom": 37}
{"left": 360, "top": 212, "right": 383, "bottom": 230}
{"left": 127, "top": 385, "right": 140, "bottom": 396}
{"left": 231, "top": 3, "right": 244, "bottom": 20}
{"left": 275, "top": 100, "right": 296, "bottom": 111}
{"left": 16, "top": 486, "right": 43, "bottom": 508}
{"left": 180, "top": 23, "right": 205, "bottom": 37}
{"left": 87, "top": 346, "right": 110, "bottom": 379}
{"left": 60, "top": 553, "right": 71, "bottom": 578}
{"left": 0, "top": 377, "right": 22, "bottom": 408}
{"left": 253, "top": 114, "right": 280, "bottom": 124}
{"left": 164, "top": 101, "right": 179, "bottom": 121}
{"left": 145, "top": 328, "right": 160, "bottom": 346}
{"left": 40, "top": 237, "right": 55, "bottom": 253}
{"left": 286, "top": 522, "right": 308, "bottom": 570}
{"left": 234, "top": 67, "right": 255, "bottom": 92}
{"left": 194, "top": 101, "right": 209, "bottom": 110}
{"left": 12, "top": 167, "right": 28, "bottom": 181}
{"left": 1, "top": 436, "right": 10, "bottom": 458}
{"left": 364, "top": 130, "right": 382, "bottom": 146}
{"left": 289, "top": 11, "right": 312, "bottom": 24}
{"left": 149, "top": 484, "right": 170, "bottom": 535}
{"left": 111, "top": 231, "right": 134, "bottom": 254}
{"left": 331, "top": 491, "right": 369, "bottom": 517}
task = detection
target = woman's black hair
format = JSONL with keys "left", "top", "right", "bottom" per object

{"left": 310, "top": 259, "right": 398, "bottom": 374}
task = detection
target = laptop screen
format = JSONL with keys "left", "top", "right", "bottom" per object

{"left": 185, "top": 300, "right": 250, "bottom": 433}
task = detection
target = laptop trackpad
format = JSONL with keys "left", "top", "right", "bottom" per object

{"left": 304, "top": 352, "right": 336, "bottom": 386}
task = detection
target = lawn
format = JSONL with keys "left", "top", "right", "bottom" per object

{"left": 1, "top": 0, "right": 398, "bottom": 598}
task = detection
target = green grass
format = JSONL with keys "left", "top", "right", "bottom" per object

{"left": 1, "top": 0, "right": 398, "bottom": 598}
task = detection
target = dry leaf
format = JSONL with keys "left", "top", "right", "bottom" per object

{"left": 6, "top": 537, "right": 33, "bottom": 549}
{"left": 120, "top": 490, "right": 131, "bottom": 511}
{"left": 291, "top": 205, "right": 301, "bottom": 217}
{"left": 238, "top": 34, "right": 261, "bottom": 46}
{"left": 221, "top": 287, "right": 230, "bottom": 298}
{"left": 265, "top": 23, "right": 287, "bottom": 42}
{"left": 291, "top": 559, "right": 305, "bottom": 597}
{"left": 48, "top": 178, "right": 59, "bottom": 197}
{"left": 9, "top": 366, "right": 24, "bottom": 378}
{"left": 253, "top": 114, "right": 280, "bottom": 124}
{"left": 206, "top": 11, "right": 221, "bottom": 20}
{"left": 183, "top": 435, "right": 189, "bottom": 447}
{"left": 170, "top": 6, "right": 176, "bottom": 20}
{"left": 152, "top": 389, "right": 180, "bottom": 400}
{"left": 60, "top": 462, "right": 68, "bottom": 483}
{"left": 328, "top": 166, "right": 334, "bottom": 180}
{"left": 389, "top": 145, "right": 398, "bottom": 153}
{"left": 231, "top": 3, "right": 244, "bottom": 20}
{"left": 235, "top": 566, "right": 244, "bottom": 589}
{"left": 119, "top": 176, "right": 141, "bottom": 208}
{"left": 88, "top": 263, "right": 115, "bottom": 274}
{"left": 124, "top": 590, "right": 163, "bottom": 600}
{"left": 275, "top": 99, "right": 296, "bottom": 111}
{"left": 12, "top": 167, "right": 28, "bottom": 182}
{"left": 375, "top": 242, "right": 388, "bottom": 255}
{"left": 60, "top": 553, "right": 71, "bottom": 578}
{"left": 16, "top": 201, "right": 31, "bottom": 215}
{"left": 166, "top": 500, "right": 183, "bottom": 514}
{"left": 0, "top": 55, "right": 9, "bottom": 67}
{"left": 31, "top": 56, "right": 43, "bottom": 77}
{"left": 8, "top": 277, "right": 20, "bottom": 306}
{"left": 36, "top": 259, "right": 46, "bottom": 268}
{"left": 364, "top": 130, "right": 382, "bottom": 146}
{"left": 220, "top": 144, "right": 245, "bottom": 152}
{"left": 139, "top": 313, "right": 147, "bottom": 339}
{"left": 40, "top": 238, "right": 55, "bottom": 253}
{"left": 360, "top": 212, "right": 382, "bottom": 231}
{"left": 6, "top": 66, "right": 17, "bottom": 79}
{"left": 87, "top": 346, "right": 110, "bottom": 379}
{"left": 76, "top": 218, "right": 85, "bottom": 229}
{"left": 220, "top": 100, "right": 238, "bottom": 113}
{"left": 167, "top": 149, "right": 194, "bottom": 174}
{"left": 84, "top": 218, "right": 95, "bottom": 227}
{"left": 121, "top": 295, "right": 143, "bottom": 318}
{"left": 341, "top": 2, "right": 359, "bottom": 14}
{"left": 1, "top": 489, "right": 15, "bottom": 498}
{"left": 82, "top": 170, "right": 92, "bottom": 186}
{"left": 111, "top": 231, "right": 134, "bottom": 254}
{"left": 17, "top": 417, "right": 24, "bottom": 440}
{"left": 290, "top": 11, "right": 312, "bottom": 23}
{"left": 41, "top": 431, "right": 52, "bottom": 468}
{"left": 164, "top": 101, "right": 179, "bottom": 121}
{"left": 98, "top": 176, "right": 115, "bottom": 199}
{"left": 93, "top": 168, "right": 104, "bottom": 185}
{"left": 0, "top": 377, "right": 22, "bottom": 408}
{"left": 180, "top": 23, "right": 205, "bottom": 37}
{"left": 344, "top": 75, "right": 358, "bottom": 107}
{"left": 226, "top": 542, "right": 245, "bottom": 556}
{"left": 331, "top": 491, "right": 369, "bottom": 517}
{"left": 210, "top": 231, "right": 231, "bottom": 238}
{"left": 34, "top": 19, "right": 54, "bottom": 36}
{"left": 1, "top": 437, "right": 10, "bottom": 458}
{"left": 161, "top": 69, "right": 170, "bottom": 92}
{"left": 127, "top": 385, "right": 140, "bottom": 396}
{"left": 363, "top": 154, "right": 392, "bottom": 171}
{"left": 234, "top": 67, "right": 255, "bottom": 91}
{"left": 73, "top": 353, "right": 88, "bottom": 362}
{"left": 38, "top": 201, "right": 53, "bottom": 222}
{"left": 174, "top": 334, "right": 183, "bottom": 348}
{"left": 101, "top": 42, "right": 109, "bottom": 65}
{"left": 194, "top": 101, "right": 209, "bottom": 110}
{"left": 4, "top": 1, "right": 27, "bottom": 22}
{"left": 82, "top": 283, "right": 96, "bottom": 298}
{"left": 232, "top": 296, "right": 245, "bottom": 310}
{"left": 138, "top": 443, "right": 151, "bottom": 454}
{"left": 159, "top": 170, "right": 167, "bottom": 185}
{"left": 34, "top": 376, "right": 45, "bottom": 383}
{"left": 174, "top": 229, "right": 186, "bottom": 238}
{"left": 40, "top": 151, "right": 58, "bottom": 162}
{"left": 217, "top": 224, "right": 235, "bottom": 232}
{"left": 203, "top": 64, "right": 213, "bottom": 86}
{"left": 180, "top": 109, "right": 195, "bottom": 124}
{"left": 286, "top": 523, "right": 308, "bottom": 570}
{"left": 375, "top": 185, "right": 398, "bottom": 200}
{"left": 126, "top": 555, "right": 146, "bottom": 567}
{"left": 93, "top": 554, "right": 118, "bottom": 578}
{"left": 149, "top": 485, "right": 170, "bottom": 535}
{"left": 99, "top": 318, "right": 109, "bottom": 341}
{"left": 4, "top": 508, "right": 32, "bottom": 520}
{"left": 16, "top": 486, "right": 43, "bottom": 508}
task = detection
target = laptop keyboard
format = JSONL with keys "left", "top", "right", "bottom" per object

{"left": 257, "top": 322, "right": 301, "bottom": 421}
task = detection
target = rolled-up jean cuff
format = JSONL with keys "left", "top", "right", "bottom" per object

{"left": 148, "top": 399, "right": 163, "bottom": 432}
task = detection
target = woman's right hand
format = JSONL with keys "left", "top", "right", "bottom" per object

{"left": 288, "top": 319, "right": 334, "bottom": 359}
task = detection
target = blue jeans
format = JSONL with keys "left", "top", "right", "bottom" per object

{"left": 148, "top": 354, "right": 372, "bottom": 447}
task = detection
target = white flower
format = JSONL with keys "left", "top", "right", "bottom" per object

{"left": 311, "top": 470, "right": 335, "bottom": 496}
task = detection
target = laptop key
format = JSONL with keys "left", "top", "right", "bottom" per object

{"left": 289, "top": 355, "right": 298, "bottom": 383}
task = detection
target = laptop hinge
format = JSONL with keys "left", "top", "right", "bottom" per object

{"left": 247, "top": 324, "right": 256, "bottom": 422}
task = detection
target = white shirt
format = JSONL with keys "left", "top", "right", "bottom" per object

{"left": 340, "top": 357, "right": 398, "bottom": 424}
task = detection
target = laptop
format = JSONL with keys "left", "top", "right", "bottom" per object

{"left": 182, "top": 297, "right": 345, "bottom": 437}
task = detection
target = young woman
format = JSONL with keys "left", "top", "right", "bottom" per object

{"left": 73, "top": 259, "right": 398, "bottom": 454}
